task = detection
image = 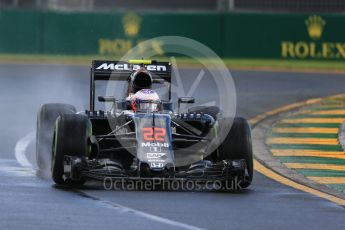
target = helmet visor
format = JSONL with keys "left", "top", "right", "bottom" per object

{"left": 136, "top": 100, "right": 160, "bottom": 113}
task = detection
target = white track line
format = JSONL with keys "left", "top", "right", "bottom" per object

{"left": 96, "top": 198, "right": 206, "bottom": 230}
{"left": 15, "top": 131, "right": 35, "bottom": 168}
{"left": 120, "top": 205, "right": 205, "bottom": 230}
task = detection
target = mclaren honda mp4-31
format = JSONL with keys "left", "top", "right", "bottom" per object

{"left": 36, "top": 60, "right": 253, "bottom": 189}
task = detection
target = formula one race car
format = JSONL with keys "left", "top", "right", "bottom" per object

{"left": 36, "top": 60, "right": 253, "bottom": 190}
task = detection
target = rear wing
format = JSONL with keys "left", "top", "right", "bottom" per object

{"left": 90, "top": 60, "right": 172, "bottom": 111}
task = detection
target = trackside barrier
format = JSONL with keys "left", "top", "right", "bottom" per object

{"left": 0, "top": 9, "right": 344, "bottom": 60}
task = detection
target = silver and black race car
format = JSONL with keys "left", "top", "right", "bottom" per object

{"left": 36, "top": 60, "right": 253, "bottom": 190}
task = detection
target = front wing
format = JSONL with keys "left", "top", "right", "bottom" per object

{"left": 63, "top": 155, "right": 248, "bottom": 184}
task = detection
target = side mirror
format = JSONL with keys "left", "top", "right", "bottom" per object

{"left": 178, "top": 97, "right": 195, "bottom": 114}
{"left": 98, "top": 96, "right": 116, "bottom": 102}
{"left": 178, "top": 97, "right": 195, "bottom": 104}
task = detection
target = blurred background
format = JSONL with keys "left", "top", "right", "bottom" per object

{"left": 0, "top": 0, "right": 345, "bottom": 65}
{"left": 2, "top": 0, "right": 345, "bottom": 12}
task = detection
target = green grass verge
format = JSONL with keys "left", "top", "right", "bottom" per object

{"left": 274, "top": 123, "right": 342, "bottom": 128}
{"left": 328, "top": 184, "right": 345, "bottom": 192}
{"left": 297, "top": 169, "right": 345, "bottom": 177}
{"left": 278, "top": 156, "right": 345, "bottom": 165}
{"left": 269, "top": 144, "right": 343, "bottom": 151}
{"left": 0, "top": 54, "right": 345, "bottom": 72}
{"left": 269, "top": 133, "right": 337, "bottom": 138}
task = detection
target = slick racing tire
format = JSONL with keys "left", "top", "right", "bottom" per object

{"left": 36, "top": 103, "right": 76, "bottom": 173}
{"left": 51, "top": 114, "right": 91, "bottom": 185}
{"left": 217, "top": 117, "right": 253, "bottom": 189}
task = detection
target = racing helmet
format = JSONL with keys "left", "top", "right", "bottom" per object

{"left": 131, "top": 89, "right": 161, "bottom": 113}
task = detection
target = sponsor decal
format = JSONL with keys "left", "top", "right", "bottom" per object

{"left": 141, "top": 89, "right": 155, "bottom": 94}
{"left": 147, "top": 159, "right": 165, "bottom": 163}
{"left": 305, "top": 15, "right": 325, "bottom": 40}
{"left": 98, "top": 39, "right": 164, "bottom": 56}
{"left": 123, "top": 12, "right": 141, "bottom": 37}
{"left": 147, "top": 152, "right": 167, "bottom": 159}
{"left": 150, "top": 162, "right": 164, "bottom": 168}
{"left": 149, "top": 146, "right": 162, "bottom": 152}
{"left": 96, "top": 63, "right": 167, "bottom": 71}
{"left": 281, "top": 15, "right": 345, "bottom": 59}
{"left": 141, "top": 142, "right": 170, "bottom": 148}
{"left": 98, "top": 13, "right": 164, "bottom": 56}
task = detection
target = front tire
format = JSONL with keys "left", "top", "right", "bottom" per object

{"left": 36, "top": 103, "right": 76, "bottom": 173}
{"left": 217, "top": 117, "right": 253, "bottom": 189}
{"left": 52, "top": 114, "right": 91, "bottom": 185}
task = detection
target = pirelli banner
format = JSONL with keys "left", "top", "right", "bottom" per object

{"left": 1, "top": 10, "right": 345, "bottom": 60}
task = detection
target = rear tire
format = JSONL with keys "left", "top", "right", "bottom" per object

{"left": 36, "top": 103, "right": 76, "bottom": 172}
{"left": 52, "top": 114, "right": 91, "bottom": 185}
{"left": 217, "top": 117, "right": 253, "bottom": 189}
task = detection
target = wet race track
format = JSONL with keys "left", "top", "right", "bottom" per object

{"left": 0, "top": 63, "right": 345, "bottom": 230}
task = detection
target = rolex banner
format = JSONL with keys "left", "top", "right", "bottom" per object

{"left": 41, "top": 11, "right": 222, "bottom": 56}
{"left": 223, "top": 13, "right": 345, "bottom": 60}
{"left": 0, "top": 9, "right": 345, "bottom": 60}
